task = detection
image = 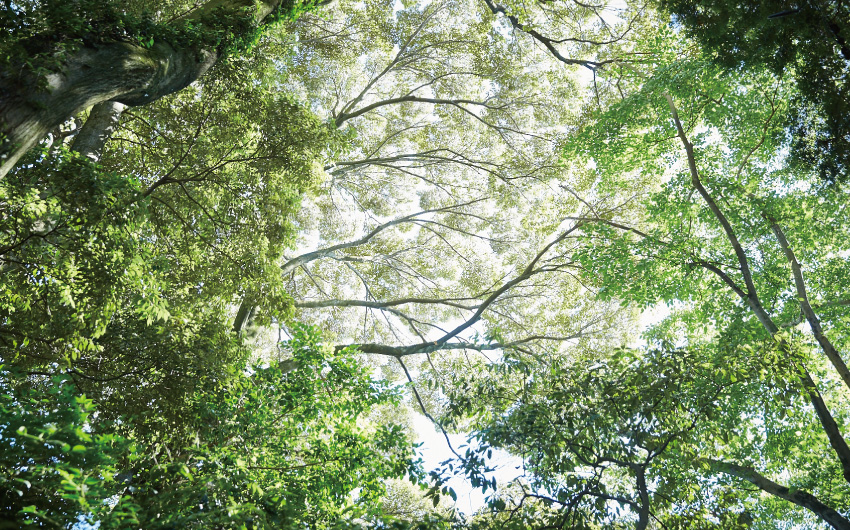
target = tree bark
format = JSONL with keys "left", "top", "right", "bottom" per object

{"left": 233, "top": 298, "right": 256, "bottom": 334}
{"left": 0, "top": 41, "right": 217, "bottom": 178}
{"left": 0, "top": 0, "right": 287, "bottom": 178}
{"left": 70, "top": 101, "right": 127, "bottom": 162}
{"left": 769, "top": 219, "right": 850, "bottom": 393}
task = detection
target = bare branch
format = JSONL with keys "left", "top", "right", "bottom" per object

{"left": 297, "top": 297, "right": 478, "bottom": 311}
{"left": 482, "top": 0, "right": 628, "bottom": 72}
{"left": 281, "top": 199, "right": 488, "bottom": 275}
{"left": 397, "top": 357, "right": 462, "bottom": 459}
{"left": 336, "top": 95, "right": 508, "bottom": 127}
{"left": 334, "top": 222, "right": 585, "bottom": 357}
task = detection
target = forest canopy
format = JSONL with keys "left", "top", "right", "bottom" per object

{"left": 1, "top": 0, "right": 849, "bottom": 528}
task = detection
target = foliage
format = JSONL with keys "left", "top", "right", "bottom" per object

{"left": 0, "top": 17, "right": 421, "bottom": 526}
{"left": 3, "top": 0, "right": 850, "bottom": 527}
{"left": 0, "top": 0, "right": 321, "bottom": 74}
{"left": 271, "top": 0, "right": 639, "bottom": 359}
{"left": 0, "top": 328, "right": 420, "bottom": 529}
{"left": 0, "top": 366, "right": 133, "bottom": 529}
{"left": 100, "top": 51, "right": 333, "bottom": 326}
{"left": 106, "top": 325, "right": 419, "bottom": 530}
{"left": 0, "top": 147, "right": 151, "bottom": 359}
{"left": 436, "top": 46, "right": 850, "bottom": 527}
{"left": 443, "top": 340, "right": 839, "bottom": 528}
{"left": 0, "top": 47, "right": 328, "bottom": 368}
{"left": 660, "top": 0, "right": 850, "bottom": 183}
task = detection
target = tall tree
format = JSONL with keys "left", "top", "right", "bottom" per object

{"left": 0, "top": 12, "right": 426, "bottom": 526}
{"left": 17, "top": 0, "right": 850, "bottom": 526}
{"left": 444, "top": 47, "right": 850, "bottom": 528}
{"left": 0, "top": 0, "right": 320, "bottom": 177}
{"left": 256, "top": 0, "right": 649, "bottom": 360}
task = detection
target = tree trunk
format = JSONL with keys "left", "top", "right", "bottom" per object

{"left": 0, "top": 0, "right": 287, "bottom": 178}
{"left": 0, "top": 41, "right": 217, "bottom": 178}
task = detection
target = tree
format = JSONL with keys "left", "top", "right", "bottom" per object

{"left": 0, "top": 45, "right": 327, "bottom": 379}
{"left": 440, "top": 48, "right": 850, "bottom": 527}
{"left": 247, "top": 3, "right": 659, "bottom": 466}
{"left": 0, "top": 6, "right": 421, "bottom": 525}
{"left": 14, "top": 0, "right": 850, "bottom": 526}
{"left": 1, "top": 327, "right": 419, "bottom": 529}
{"left": 0, "top": 0, "right": 660, "bottom": 521}
{"left": 256, "top": 0, "right": 649, "bottom": 359}
{"left": 0, "top": 0, "right": 321, "bottom": 177}
{"left": 1, "top": 0, "right": 651, "bottom": 366}
{"left": 660, "top": 0, "right": 850, "bottom": 182}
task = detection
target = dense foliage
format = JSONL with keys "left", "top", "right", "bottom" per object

{"left": 438, "top": 47, "right": 850, "bottom": 529}
{"left": 1, "top": 328, "right": 418, "bottom": 529}
{"left": 2, "top": 0, "right": 850, "bottom": 528}
{"left": 0, "top": 0, "right": 319, "bottom": 70}
{"left": 661, "top": 0, "right": 850, "bottom": 183}
{"left": 0, "top": 5, "right": 419, "bottom": 526}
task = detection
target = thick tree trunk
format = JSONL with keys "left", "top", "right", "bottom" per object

{"left": 0, "top": 0, "right": 287, "bottom": 178}
{"left": 0, "top": 41, "right": 217, "bottom": 177}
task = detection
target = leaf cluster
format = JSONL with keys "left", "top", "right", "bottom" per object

{"left": 660, "top": 0, "right": 850, "bottom": 183}
{"left": 0, "top": 328, "right": 421, "bottom": 529}
{"left": 0, "top": 0, "right": 322, "bottom": 79}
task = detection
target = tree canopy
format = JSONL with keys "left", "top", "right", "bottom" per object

{"left": 660, "top": 0, "right": 850, "bottom": 183}
{"left": 2, "top": 0, "right": 850, "bottom": 528}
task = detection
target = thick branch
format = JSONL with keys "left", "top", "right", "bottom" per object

{"left": 338, "top": 334, "right": 583, "bottom": 357}
{"left": 769, "top": 219, "right": 850, "bottom": 393}
{"left": 0, "top": 0, "right": 291, "bottom": 178}
{"left": 634, "top": 465, "right": 650, "bottom": 530}
{"left": 327, "top": 148, "right": 514, "bottom": 181}
{"left": 70, "top": 101, "right": 126, "bottom": 161}
{"left": 233, "top": 299, "right": 255, "bottom": 334}
{"left": 794, "top": 363, "right": 850, "bottom": 484}
{"left": 335, "top": 96, "right": 505, "bottom": 127}
{"left": 0, "top": 41, "right": 217, "bottom": 178}
{"left": 708, "top": 459, "right": 850, "bottom": 530}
